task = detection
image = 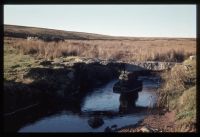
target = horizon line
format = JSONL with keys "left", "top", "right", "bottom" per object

{"left": 4, "top": 24, "right": 197, "bottom": 39}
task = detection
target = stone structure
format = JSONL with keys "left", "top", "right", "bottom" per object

{"left": 27, "top": 36, "right": 38, "bottom": 41}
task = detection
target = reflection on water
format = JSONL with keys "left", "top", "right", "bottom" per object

{"left": 119, "top": 93, "right": 139, "bottom": 113}
{"left": 5, "top": 75, "right": 159, "bottom": 132}
{"left": 136, "top": 90, "right": 157, "bottom": 108}
{"left": 82, "top": 80, "right": 120, "bottom": 112}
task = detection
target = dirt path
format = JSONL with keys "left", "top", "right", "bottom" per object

{"left": 117, "top": 108, "right": 196, "bottom": 133}
{"left": 117, "top": 109, "right": 177, "bottom": 132}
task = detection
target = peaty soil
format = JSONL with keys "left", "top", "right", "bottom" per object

{"left": 117, "top": 108, "right": 196, "bottom": 132}
{"left": 117, "top": 109, "right": 178, "bottom": 132}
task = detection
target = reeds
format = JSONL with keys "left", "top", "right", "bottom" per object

{"left": 10, "top": 38, "right": 196, "bottom": 62}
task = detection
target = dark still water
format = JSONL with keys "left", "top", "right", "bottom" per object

{"left": 18, "top": 76, "right": 159, "bottom": 132}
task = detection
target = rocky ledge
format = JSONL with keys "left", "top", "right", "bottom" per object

{"left": 4, "top": 56, "right": 179, "bottom": 114}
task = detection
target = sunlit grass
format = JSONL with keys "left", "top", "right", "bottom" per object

{"left": 7, "top": 37, "right": 196, "bottom": 62}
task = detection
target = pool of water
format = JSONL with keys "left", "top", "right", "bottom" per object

{"left": 18, "top": 75, "right": 160, "bottom": 132}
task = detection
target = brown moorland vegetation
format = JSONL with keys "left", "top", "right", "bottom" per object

{"left": 4, "top": 25, "right": 196, "bottom": 62}
{"left": 156, "top": 58, "right": 196, "bottom": 132}
{"left": 6, "top": 37, "right": 196, "bottom": 62}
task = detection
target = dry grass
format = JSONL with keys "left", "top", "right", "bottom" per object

{"left": 156, "top": 57, "right": 196, "bottom": 132}
{"left": 157, "top": 58, "right": 196, "bottom": 108}
{"left": 176, "top": 86, "right": 196, "bottom": 121}
{"left": 173, "top": 86, "right": 196, "bottom": 132}
{"left": 7, "top": 37, "right": 196, "bottom": 62}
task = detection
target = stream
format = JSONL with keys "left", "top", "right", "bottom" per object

{"left": 18, "top": 75, "right": 160, "bottom": 132}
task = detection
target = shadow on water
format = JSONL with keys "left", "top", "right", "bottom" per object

{"left": 4, "top": 61, "right": 159, "bottom": 132}
{"left": 4, "top": 93, "right": 143, "bottom": 132}
{"left": 4, "top": 80, "right": 145, "bottom": 132}
{"left": 119, "top": 93, "right": 139, "bottom": 114}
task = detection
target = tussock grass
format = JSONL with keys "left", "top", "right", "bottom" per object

{"left": 157, "top": 57, "right": 196, "bottom": 132}
{"left": 173, "top": 86, "right": 196, "bottom": 132}
{"left": 4, "top": 42, "right": 37, "bottom": 82}
{"left": 157, "top": 58, "right": 196, "bottom": 108}
{"left": 176, "top": 86, "right": 196, "bottom": 121}
{"left": 9, "top": 37, "right": 196, "bottom": 62}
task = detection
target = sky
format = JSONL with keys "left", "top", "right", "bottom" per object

{"left": 4, "top": 5, "right": 196, "bottom": 38}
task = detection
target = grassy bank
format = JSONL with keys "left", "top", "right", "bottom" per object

{"left": 4, "top": 39, "right": 38, "bottom": 82}
{"left": 157, "top": 57, "right": 196, "bottom": 132}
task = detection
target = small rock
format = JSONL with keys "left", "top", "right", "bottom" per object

{"left": 74, "top": 58, "right": 83, "bottom": 63}
{"left": 53, "top": 66, "right": 64, "bottom": 69}
{"left": 54, "top": 58, "right": 64, "bottom": 63}
{"left": 189, "top": 55, "right": 196, "bottom": 60}
{"left": 88, "top": 117, "right": 104, "bottom": 128}
{"left": 85, "top": 59, "right": 95, "bottom": 64}
{"left": 140, "top": 126, "right": 152, "bottom": 132}
{"left": 152, "top": 128, "right": 158, "bottom": 132}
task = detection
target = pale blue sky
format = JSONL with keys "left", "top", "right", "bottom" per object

{"left": 4, "top": 5, "right": 196, "bottom": 38}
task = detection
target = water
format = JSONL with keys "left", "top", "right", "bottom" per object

{"left": 18, "top": 76, "right": 159, "bottom": 132}
{"left": 82, "top": 80, "right": 120, "bottom": 112}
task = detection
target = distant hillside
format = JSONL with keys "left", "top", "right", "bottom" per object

{"left": 4, "top": 24, "right": 195, "bottom": 41}
{"left": 4, "top": 24, "right": 119, "bottom": 40}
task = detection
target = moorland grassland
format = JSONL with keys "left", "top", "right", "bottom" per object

{"left": 4, "top": 25, "right": 197, "bottom": 132}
